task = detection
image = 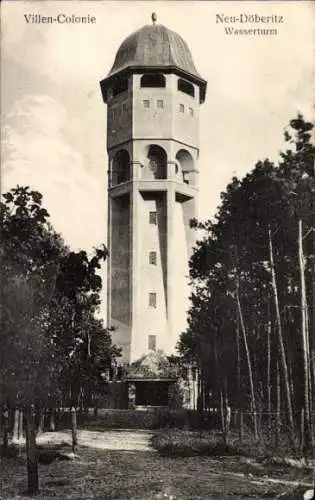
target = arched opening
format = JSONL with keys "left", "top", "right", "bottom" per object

{"left": 144, "top": 145, "right": 167, "bottom": 180}
{"left": 112, "top": 77, "right": 129, "bottom": 97}
{"left": 176, "top": 149, "right": 195, "bottom": 185}
{"left": 141, "top": 74, "right": 166, "bottom": 88}
{"left": 178, "top": 79, "right": 195, "bottom": 98}
{"left": 112, "top": 149, "right": 130, "bottom": 185}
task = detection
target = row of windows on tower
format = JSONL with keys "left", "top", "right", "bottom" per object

{"left": 110, "top": 100, "right": 194, "bottom": 119}
{"left": 147, "top": 205, "right": 158, "bottom": 351}
{"left": 148, "top": 209, "right": 157, "bottom": 311}
{"left": 110, "top": 74, "right": 195, "bottom": 99}
{"left": 143, "top": 99, "right": 163, "bottom": 109}
{"left": 142, "top": 100, "right": 194, "bottom": 116}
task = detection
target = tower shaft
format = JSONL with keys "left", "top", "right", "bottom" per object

{"left": 100, "top": 21, "right": 207, "bottom": 363}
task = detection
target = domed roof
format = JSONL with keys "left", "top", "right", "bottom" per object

{"left": 100, "top": 18, "right": 206, "bottom": 103}
{"left": 107, "top": 23, "right": 202, "bottom": 81}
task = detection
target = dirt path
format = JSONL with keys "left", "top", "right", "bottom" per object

{"left": 35, "top": 429, "right": 313, "bottom": 492}
{"left": 36, "top": 428, "right": 154, "bottom": 452}
{"left": 7, "top": 429, "right": 314, "bottom": 499}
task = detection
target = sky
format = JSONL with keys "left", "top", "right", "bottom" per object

{"left": 1, "top": 0, "right": 314, "bottom": 316}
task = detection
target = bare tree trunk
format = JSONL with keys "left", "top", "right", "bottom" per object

{"left": 214, "top": 339, "right": 225, "bottom": 434}
{"left": 235, "top": 279, "right": 259, "bottom": 440}
{"left": 1, "top": 405, "right": 9, "bottom": 456}
{"left": 312, "top": 198, "right": 315, "bottom": 456}
{"left": 224, "top": 379, "right": 231, "bottom": 445}
{"left": 71, "top": 407, "right": 77, "bottom": 454}
{"left": 300, "top": 408, "right": 305, "bottom": 453}
{"left": 219, "top": 390, "right": 225, "bottom": 435}
{"left": 236, "top": 323, "right": 244, "bottom": 441}
{"left": 26, "top": 404, "right": 39, "bottom": 495}
{"left": 305, "top": 305, "right": 313, "bottom": 430}
{"left": 239, "top": 410, "right": 244, "bottom": 441}
{"left": 259, "top": 382, "right": 264, "bottom": 439}
{"left": 288, "top": 359, "right": 295, "bottom": 418}
{"left": 267, "top": 316, "right": 272, "bottom": 432}
{"left": 276, "top": 360, "right": 281, "bottom": 447}
{"left": 236, "top": 323, "right": 241, "bottom": 410}
{"left": 18, "top": 409, "right": 23, "bottom": 440}
{"left": 202, "top": 373, "right": 206, "bottom": 412}
{"left": 213, "top": 338, "right": 225, "bottom": 435}
{"left": 17, "top": 409, "right": 24, "bottom": 457}
{"left": 298, "top": 219, "right": 313, "bottom": 452}
{"left": 268, "top": 227, "right": 295, "bottom": 443}
{"left": 93, "top": 404, "right": 99, "bottom": 418}
{"left": 37, "top": 409, "right": 45, "bottom": 435}
{"left": 13, "top": 408, "right": 19, "bottom": 442}
{"left": 49, "top": 409, "right": 55, "bottom": 431}
{"left": 197, "top": 367, "right": 203, "bottom": 412}
{"left": 310, "top": 159, "right": 315, "bottom": 490}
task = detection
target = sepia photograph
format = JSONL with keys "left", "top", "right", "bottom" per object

{"left": 1, "top": 1, "right": 315, "bottom": 498}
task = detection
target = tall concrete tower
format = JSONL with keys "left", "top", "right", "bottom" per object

{"left": 100, "top": 14, "right": 207, "bottom": 364}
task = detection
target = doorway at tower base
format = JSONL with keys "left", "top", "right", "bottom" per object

{"left": 121, "top": 350, "right": 199, "bottom": 410}
{"left": 124, "top": 350, "right": 178, "bottom": 409}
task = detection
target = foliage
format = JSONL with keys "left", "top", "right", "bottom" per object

{"left": 126, "top": 350, "right": 179, "bottom": 380}
{"left": 0, "top": 187, "right": 66, "bottom": 405}
{"left": 152, "top": 429, "right": 245, "bottom": 457}
{"left": 178, "top": 115, "right": 315, "bottom": 441}
{"left": 0, "top": 186, "right": 119, "bottom": 409}
{"left": 151, "top": 429, "right": 309, "bottom": 462}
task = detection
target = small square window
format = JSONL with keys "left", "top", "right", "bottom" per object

{"left": 143, "top": 99, "right": 150, "bottom": 108}
{"left": 149, "top": 211, "right": 157, "bottom": 225}
{"left": 188, "top": 107, "right": 194, "bottom": 116}
{"left": 149, "top": 292, "right": 157, "bottom": 308}
{"left": 148, "top": 335, "right": 156, "bottom": 351}
{"left": 157, "top": 99, "right": 163, "bottom": 109}
{"left": 149, "top": 251, "right": 157, "bottom": 265}
{"left": 179, "top": 103, "right": 185, "bottom": 113}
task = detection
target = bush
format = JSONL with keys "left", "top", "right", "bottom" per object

{"left": 151, "top": 429, "right": 246, "bottom": 457}
{"left": 167, "top": 382, "right": 184, "bottom": 409}
{"left": 151, "top": 429, "right": 304, "bottom": 460}
{"left": 53, "top": 408, "right": 225, "bottom": 431}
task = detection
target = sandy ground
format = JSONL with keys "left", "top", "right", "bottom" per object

{"left": 15, "top": 428, "right": 154, "bottom": 452}
{"left": 5, "top": 429, "right": 314, "bottom": 499}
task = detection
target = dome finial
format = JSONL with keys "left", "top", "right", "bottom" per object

{"left": 151, "top": 12, "right": 157, "bottom": 25}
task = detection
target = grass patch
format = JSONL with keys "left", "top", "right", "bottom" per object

{"left": 2, "top": 432, "right": 313, "bottom": 499}
{"left": 151, "top": 429, "right": 308, "bottom": 462}
{"left": 0, "top": 446, "right": 304, "bottom": 500}
{"left": 151, "top": 429, "right": 245, "bottom": 457}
